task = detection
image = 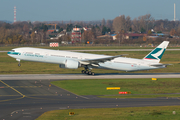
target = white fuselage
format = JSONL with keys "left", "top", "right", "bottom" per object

{"left": 7, "top": 47, "right": 165, "bottom": 72}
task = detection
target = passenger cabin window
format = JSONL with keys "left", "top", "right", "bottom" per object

{"left": 72, "top": 57, "right": 78, "bottom": 59}
{"left": 26, "top": 52, "right": 33, "bottom": 54}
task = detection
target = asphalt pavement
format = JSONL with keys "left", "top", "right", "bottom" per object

{"left": 1, "top": 73, "right": 180, "bottom": 80}
{"left": 0, "top": 79, "right": 180, "bottom": 120}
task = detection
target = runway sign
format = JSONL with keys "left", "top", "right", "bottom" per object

{"left": 50, "top": 42, "right": 59, "bottom": 47}
{"left": 152, "top": 78, "right": 157, "bottom": 80}
{"left": 106, "top": 87, "right": 120, "bottom": 90}
{"left": 69, "top": 112, "right": 75, "bottom": 115}
{"left": 119, "top": 92, "right": 131, "bottom": 94}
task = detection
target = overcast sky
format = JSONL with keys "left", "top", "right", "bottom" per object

{"left": 0, "top": 0, "right": 179, "bottom": 22}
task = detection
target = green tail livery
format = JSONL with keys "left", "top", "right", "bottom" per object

{"left": 143, "top": 41, "right": 169, "bottom": 63}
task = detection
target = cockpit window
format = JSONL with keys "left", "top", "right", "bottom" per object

{"left": 10, "top": 50, "right": 15, "bottom": 52}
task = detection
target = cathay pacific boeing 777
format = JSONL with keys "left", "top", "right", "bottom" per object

{"left": 7, "top": 41, "right": 169, "bottom": 75}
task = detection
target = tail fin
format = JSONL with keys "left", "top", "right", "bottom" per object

{"left": 143, "top": 41, "right": 169, "bottom": 63}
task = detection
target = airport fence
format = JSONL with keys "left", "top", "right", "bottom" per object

{"left": 0, "top": 44, "right": 180, "bottom": 47}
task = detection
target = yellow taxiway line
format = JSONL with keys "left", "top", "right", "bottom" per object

{"left": 0, "top": 80, "right": 24, "bottom": 97}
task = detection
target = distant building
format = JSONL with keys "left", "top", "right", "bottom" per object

{"left": 71, "top": 28, "right": 81, "bottom": 43}
{"left": 97, "top": 35, "right": 113, "bottom": 40}
{"left": 47, "top": 29, "right": 59, "bottom": 33}
{"left": 153, "top": 33, "right": 165, "bottom": 36}
{"left": 50, "top": 33, "right": 65, "bottom": 40}
{"left": 110, "top": 34, "right": 117, "bottom": 40}
{"left": 83, "top": 27, "right": 91, "bottom": 31}
{"left": 124, "top": 33, "right": 144, "bottom": 39}
{"left": 109, "top": 33, "right": 144, "bottom": 40}
{"left": 147, "top": 36, "right": 159, "bottom": 41}
{"left": 47, "top": 29, "right": 55, "bottom": 33}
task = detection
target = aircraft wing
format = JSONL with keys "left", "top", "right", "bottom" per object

{"left": 79, "top": 55, "right": 124, "bottom": 66}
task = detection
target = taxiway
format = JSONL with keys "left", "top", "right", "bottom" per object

{"left": 0, "top": 74, "right": 180, "bottom": 120}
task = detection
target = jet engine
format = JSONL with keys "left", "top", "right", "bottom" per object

{"left": 59, "top": 59, "right": 80, "bottom": 69}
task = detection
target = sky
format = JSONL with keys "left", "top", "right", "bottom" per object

{"left": 0, "top": 0, "right": 180, "bottom": 22}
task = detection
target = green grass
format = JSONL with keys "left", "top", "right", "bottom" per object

{"left": 1, "top": 50, "right": 180, "bottom": 74}
{"left": 100, "top": 94, "right": 180, "bottom": 98}
{"left": 51, "top": 78, "right": 180, "bottom": 98}
{"left": 36, "top": 106, "right": 180, "bottom": 120}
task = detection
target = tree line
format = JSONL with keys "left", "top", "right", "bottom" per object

{"left": 1, "top": 14, "right": 180, "bottom": 45}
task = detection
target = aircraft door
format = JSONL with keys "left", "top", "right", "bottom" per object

{"left": 44, "top": 52, "right": 49, "bottom": 61}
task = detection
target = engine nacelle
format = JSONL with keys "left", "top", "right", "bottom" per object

{"left": 59, "top": 59, "right": 80, "bottom": 69}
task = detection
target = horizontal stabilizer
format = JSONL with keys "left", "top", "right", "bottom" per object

{"left": 150, "top": 63, "right": 172, "bottom": 67}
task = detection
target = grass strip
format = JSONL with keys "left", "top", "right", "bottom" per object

{"left": 99, "top": 94, "right": 180, "bottom": 98}
{"left": 51, "top": 78, "right": 180, "bottom": 98}
{"left": 36, "top": 106, "right": 180, "bottom": 120}
{"left": 1, "top": 50, "right": 180, "bottom": 74}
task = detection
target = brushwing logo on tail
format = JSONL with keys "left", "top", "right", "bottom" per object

{"left": 145, "top": 48, "right": 165, "bottom": 60}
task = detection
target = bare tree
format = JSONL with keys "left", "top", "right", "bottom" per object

{"left": 101, "top": 18, "right": 106, "bottom": 26}
{"left": 170, "top": 29, "right": 176, "bottom": 36}
{"left": 113, "top": 15, "right": 131, "bottom": 32}
{"left": 125, "top": 16, "right": 131, "bottom": 31}
{"left": 176, "top": 24, "right": 180, "bottom": 36}
{"left": 132, "top": 18, "right": 139, "bottom": 32}
{"left": 132, "top": 14, "right": 154, "bottom": 32}
{"left": 106, "top": 19, "right": 113, "bottom": 30}
{"left": 115, "top": 30, "right": 125, "bottom": 45}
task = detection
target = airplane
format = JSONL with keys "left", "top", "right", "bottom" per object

{"left": 7, "top": 41, "right": 169, "bottom": 75}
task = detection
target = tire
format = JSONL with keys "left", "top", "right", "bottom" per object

{"left": 91, "top": 72, "right": 95, "bottom": 76}
{"left": 18, "top": 63, "right": 21, "bottom": 67}
{"left": 81, "top": 70, "right": 85, "bottom": 74}
{"left": 85, "top": 71, "right": 89, "bottom": 74}
{"left": 88, "top": 71, "right": 92, "bottom": 75}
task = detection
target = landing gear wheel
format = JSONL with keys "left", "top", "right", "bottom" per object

{"left": 81, "top": 70, "right": 85, "bottom": 74}
{"left": 18, "top": 63, "right": 21, "bottom": 67}
{"left": 82, "top": 65, "right": 95, "bottom": 76}
{"left": 88, "top": 71, "right": 92, "bottom": 75}
{"left": 85, "top": 71, "right": 89, "bottom": 74}
{"left": 91, "top": 72, "right": 95, "bottom": 76}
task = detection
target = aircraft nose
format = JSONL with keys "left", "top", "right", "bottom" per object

{"left": 7, "top": 51, "right": 11, "bottom": 55}
{"left": 7, "top": 50, "right": 20, "bottom": 55}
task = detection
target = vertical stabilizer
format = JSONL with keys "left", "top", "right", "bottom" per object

{"left": 143, "top": 41, "right": 169, "bottom": 63}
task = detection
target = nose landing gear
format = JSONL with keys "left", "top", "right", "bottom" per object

{"left": 16, "top": 59, "right": 21, "bottom": 67}
{"left": 18, "top": 62, "right": 21, "bottom": 67}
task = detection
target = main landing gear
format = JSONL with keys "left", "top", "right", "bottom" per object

{"left": 81, "top": 65, "right": 95, "bottom": 76}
